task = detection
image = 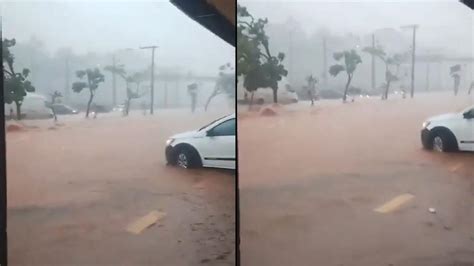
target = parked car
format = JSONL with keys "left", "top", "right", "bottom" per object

{"left": 253, "top": 82, "right": 298, "bottom": 105}
{"left": 319, "top": 89, "right": 343, "bottom": 99}
{"left": 113, "top": 104, "right": 125, "bottom": 112}
{"left": 165, "top": 113, "right": 235, "bottom": 169}
{"left": 237, "top": 77, "right": 298, "bottom": 105}
{"left": 51, "top": 103, "right": 79, "bottom": 115}
{"left": 421, "top": 104, "right": 474, "bottom": 152}
{"left": 5, "top": 93, "right": 53, "bottom": 120}
{"left": 94, "top": 105, "right": 112, "bottom": 113}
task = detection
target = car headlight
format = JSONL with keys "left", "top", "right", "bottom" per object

{"left": 166, "top": 138, "right": 175, "bottom": 146}
{"left": 422, "top": 121, "right": 431, "bottom": 128}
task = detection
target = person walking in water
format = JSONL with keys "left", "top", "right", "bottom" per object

{"left": 187, "top": 83, "right": 198, "bottom": 113}
{"left": 468, "top": 81, "right": 473, "bottom": 95}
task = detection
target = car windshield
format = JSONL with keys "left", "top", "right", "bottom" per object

{"left": 198, "top": 115, "right": 228, "bottom": 131}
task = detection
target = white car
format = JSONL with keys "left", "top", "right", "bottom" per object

{"left": 5, "top": 93, "right": 53, "bottom": 120}
{"left": 252, "top": 83, "right": 299, "bottom": 105}
{"left": 165, "top": 113, "right": 235, "bottom": 169}
{"left": 238, "top": 77, "right": 298, "bottom": 105}
{"left": 421, "top": 105, "right": 474, "bottom": 152}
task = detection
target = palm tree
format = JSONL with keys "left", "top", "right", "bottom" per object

{"left": 329, "top": 50, "right": 362, "bottom": 102}
{"left": 72, "top": 68, "right": 105, "bottom": 118}
{"left": 363, "top": 46, "right": 405, "bottom": 99}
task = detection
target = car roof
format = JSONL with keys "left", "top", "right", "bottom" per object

{"left": 463, "top": 105, "right": 474, "bottom": 112}
{"left": 213, "top": 113, "right": 235, "bottom": 124}
{"left": 200, "top": 113, "right": 235, "bottom": 131}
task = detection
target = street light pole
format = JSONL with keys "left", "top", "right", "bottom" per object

{"left": 140, "top": 45, "right": 158, "bottom": 114}
{"left": 401, "top": 24, "right": 419, "bottom": 98}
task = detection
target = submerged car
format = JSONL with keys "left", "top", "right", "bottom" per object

{"left": 5, "top": 93, "right": 53, "bottom": 120}
{"left": 165, "top": 113, "right": 235, "bottom": 169}
{"left": 51, "top": 104, "right": 79, "bottom": 115}
{"left": 113, "top": 104, "right": 125, "bottom": 112}
{"left": 237, "top": 77, "right": 298, "bottom": 105}
{"left": 421, "top": 104, "right": 474, "bottom": 152}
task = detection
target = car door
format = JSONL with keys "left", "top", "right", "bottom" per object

{"left": 202, "top": 118, "right": 236, "bottom": 169}
{"left": 459, "top": 108, "right": 474, "bottom": 151}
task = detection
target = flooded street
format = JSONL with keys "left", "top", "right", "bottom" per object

{"left": 6, "top": 109, "right": 235, "bottom": 266}
{"left": 239, "top": 92, "right": 474, "bottom": 266}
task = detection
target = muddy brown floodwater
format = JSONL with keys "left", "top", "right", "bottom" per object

{"left": 6, "top": 109, "right": 235, "bottom": 266}
{"left": 239, "top": 92, "right": 473, "bottom": 266}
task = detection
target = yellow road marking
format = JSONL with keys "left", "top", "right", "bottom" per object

{"left": 126, "top": 210, "right": 166, "bottom": 234}
{"left": 374, "top": 194, "right": 414, "bottom": 214}
{"left": 450, "top": 163, "right": 463, "bottom": 172}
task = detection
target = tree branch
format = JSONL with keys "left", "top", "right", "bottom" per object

{"left": 3, "top": 68, "right": 14, "bottom": 77}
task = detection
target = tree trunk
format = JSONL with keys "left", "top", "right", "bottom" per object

{"left": 205, "top": 90, "right": 219, "bottom": 112}
{"left": 51, "top": 98, "right": 58, "bottom": 122}
{"left": 342, "top": 74, "right": 352, "bottom": 103}
{"left": 382, "top": 67, "right": 390, "bottom": 100}
{"left": 248, "top": 91, "right": 254, "bottom": 111}
{"left": 15, "top": 101, "right": 22, "bottom": 120}
{"left": 86, "top": 90, "right": 94, "bottom": 118}
{"left": 384, "top": 80, "right": 391, "bottom": 100}
{"left": 454, "top": 78, "right": 460, "bottom": 96}
{"left": 51, "top": 107, "right": 58, "bottom": 122}
{"left": 125, "top": 98, "right": 131, "bottom": 116}
{"left": 272, "top": 88, "right": 278, "bottom": 103}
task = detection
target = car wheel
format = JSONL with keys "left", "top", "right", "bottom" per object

{"left": 432, "top": 130, "right": 456, "bottom": 152}
{"left": 175, "top": 147, "right": 201, "bottom": 169}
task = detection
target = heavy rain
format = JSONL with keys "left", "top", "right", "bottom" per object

{"left": 237, "top": 1, "right": 473, "bottom": 265}
{"left": 2, "top": 1, "right": 235, "bottom": 265}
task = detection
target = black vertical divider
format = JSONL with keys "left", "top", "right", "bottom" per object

{"left": 0, "top": 16, "right": 8, "bottom": 266}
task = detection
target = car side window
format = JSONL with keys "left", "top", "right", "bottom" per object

{"left": 210, "top": 119, "right": 235, "bottom": 136}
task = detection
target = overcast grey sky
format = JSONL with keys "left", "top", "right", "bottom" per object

{"left": 240, "top": 0, "right": 473, "bottom": 56}
{"left": 1, "top": 0, "right": 234, "bottom": 75}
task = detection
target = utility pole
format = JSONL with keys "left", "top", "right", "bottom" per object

{"left": 0, "top": 17, "right": 8, "bottom": 266}
{"left": 140, "top": 45, "right": 158, "bottom": 114}
{"left": 322, "top": 36, "right": 327, "bottom": 88}
{"left": 371, "top": 33, "right": 376, "bottom": 90}
{"left": 401, "top": 24, "right": 419, "bottom": 98}
{"left": 112, "top": 54, "right": 117, "bottom": 107}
